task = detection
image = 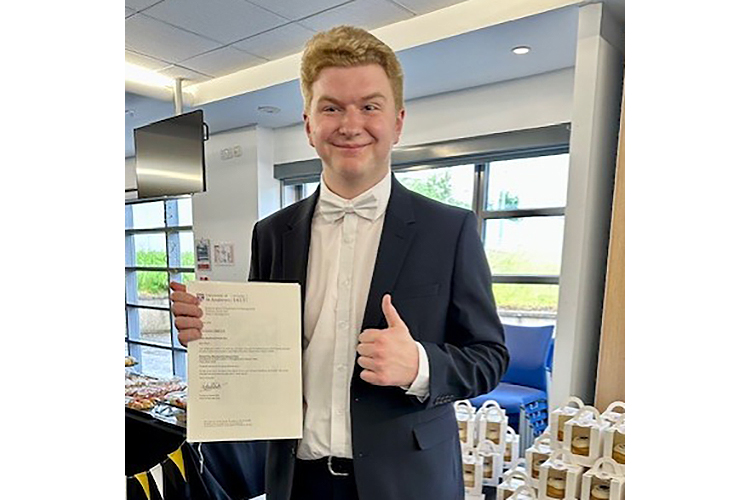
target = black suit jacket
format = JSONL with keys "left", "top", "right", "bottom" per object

{"left": 249, "top": 175, "right": 509, "bottom": 500}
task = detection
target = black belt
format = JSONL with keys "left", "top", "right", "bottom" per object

{"left": 296, "top": 456, "right": 354, "bottom": 477}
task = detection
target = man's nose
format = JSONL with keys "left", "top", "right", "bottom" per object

{"left": 338, "top": 108, "right": 364, "bottom": 136}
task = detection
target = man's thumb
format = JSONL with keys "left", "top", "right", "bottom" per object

{"left": 382, "top": 294, "right": 404, "bottom": 328}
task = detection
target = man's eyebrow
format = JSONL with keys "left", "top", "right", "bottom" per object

{"left": 361, "top": 93, "right": 386, "bottom": 101}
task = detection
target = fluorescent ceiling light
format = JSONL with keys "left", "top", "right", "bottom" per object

{"left": 512, "top": 46, "right": 531, "bottom": 55}
{"left": 125, "top": 62, "right": 174, "bottom": 89}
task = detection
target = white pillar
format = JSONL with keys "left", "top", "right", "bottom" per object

{"left": 550, "top": 2, "right": 624, "bottom": 408}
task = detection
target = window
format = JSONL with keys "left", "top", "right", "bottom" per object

{"left": 282, "top": 178, "right": 320, "bottom": 207}
{"left": 125, "top": 197, "right": 195, "bottom": 379}
{"left": 274, "top": 125, "right": 571, "bottom": 327}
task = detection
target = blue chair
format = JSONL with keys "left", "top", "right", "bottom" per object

{"left": 470, "top": 323, "right": 555, "bottom": 447}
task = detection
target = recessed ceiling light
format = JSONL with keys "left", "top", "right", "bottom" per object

{"left": 512, "top": 46, "right": 531, "bottom": 55}
{"left": 258, "top": 105, "right": 281, "bottom": 114}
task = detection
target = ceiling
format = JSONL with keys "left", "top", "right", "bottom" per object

{"left": 125, "top": 0, "right": 624, "bottom": 157}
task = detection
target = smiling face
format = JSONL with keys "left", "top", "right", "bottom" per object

{"left": 304, "top": 64, "right": 405, "bottom": 198}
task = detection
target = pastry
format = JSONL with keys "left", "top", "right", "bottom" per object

{"left": 572, "top": 435, "right": 590, "bottom": 455}
{"left": 484, "top": 463, "right": 493, "bottom": 479}
{"left": 557, "top": 415, "right": 572, "bottom": 441}
{"left": 463, "top": 465, "right": 475, "bottom": 488}
{"left": 531, "top": 456, "right": 547, "bottom": 478}
{"left": 458, "top": 421, "right": 467, "bottom": 441}
{"left": 546, "top": 477, "right": 566, "bottom": 499}
{"left": 591, "top": 483, "right": 611, "bottom": 499}
{"left": 613, "top": 442, "right": 625, "bottom": 464}
{"left": 487, "top": 421, "right": 501, "bottom": 443}
{"left": 125, "top": 356, "right": 137, "bottom": 367}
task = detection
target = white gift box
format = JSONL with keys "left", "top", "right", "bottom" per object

{"left": 508, "top": 485, "right": 539, "bottom": 500}
{"left": 496, "top": 467, "right": 532, "bottom": 500}
{"left": 580, "top": 457, "right": 625, "bottom": 500}
{"left": 478, "top": 400, "right": 508, "bottom": 447}
{"left": 549, "top": 397, "right": 585, "bottom": 450}
{"left": 455, "top": 400, "right": 478, "bottom": 449}
{"left": 525, "top": 431, "right": 553, "bottom": 489}
{"left": 463, "top": 447, "right": 485, "bottom": 495}
{"left": 466, "top": 493, "right": 486, "bottom": 500}
{"left": 477, "top": 439, "right": 504, "bottom": 486}
{"left": 600, "top": 401, "right": 625, "bottom": 426}
{"left": 601, "top": 417, "right": 625, "bottom": 475}
{"left": 563, "top": 406, "right": 610, "bottom": 468}
{"left": 538, "top": 449, "right": 583, "bottom": 500}
{"left": 503, "top": 426, "right": 521, "bottom": 471}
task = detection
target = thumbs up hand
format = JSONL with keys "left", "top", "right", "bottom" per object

{"left": 357, "top": 294, "right": 419, "bottom": 387}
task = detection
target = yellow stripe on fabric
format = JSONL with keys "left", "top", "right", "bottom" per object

{"left": 167, "top": 446, "right": 186, "bottom": 481}
{"left": 135, "top": 472, "right": 151, "bottom": 500}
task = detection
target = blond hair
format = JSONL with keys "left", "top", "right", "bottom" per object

{"left": 300, "top": 25, "right": 404, "bottom": 113}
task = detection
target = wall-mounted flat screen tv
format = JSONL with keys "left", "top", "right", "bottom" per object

{"left": 134, "top": 109, "right": 207, "bottom": 199}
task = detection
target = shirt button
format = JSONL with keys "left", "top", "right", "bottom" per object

{"left": 337, "top": 364, "right": 346, "bottom": 372}
{"left": 337, "top": 408, "right": 345, "bottom": 416}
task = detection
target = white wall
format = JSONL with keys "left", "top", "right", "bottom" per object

{"left": 191, "top": 126, "right": 262, "bottom": 282}
{"left": 273, "top": 67, "right": 575, "bottom": 164}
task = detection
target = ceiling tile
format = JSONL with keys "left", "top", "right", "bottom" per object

{"left": 245, "top": 0, "right": 352, "bottom": 21}
{"left": 125, "top": 0, "right": 164, "bottom": 12}
{"left": 233, "top": 23, "right": 316, "bottom": 60}
{"left": 126, "top": 6, "right": 136, "bottom": 18}
{"left": 390, "top": 0, "right": 468, "bottom": 15}
{"left": 145, "top": 0, "right": 288, "bottom": 45}
{"left": 298, "top": 0, "right": 414, "bottom": 32}
{"left": 126, "top": 14, "right": 222, "bottom": 64}
{"left": 126, "top": 49, "right": 171, "bottom": 71}
{"left": 158, "top": 64, "right": 213, "bottom": 83}
{"left": 182, "top": 46, "right": 267, "bottom": 78}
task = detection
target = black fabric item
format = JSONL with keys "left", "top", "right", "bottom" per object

{"left": 198, "top": 441, "right": 267, "bottom": 500}
{"left": 291, "top": 458, "right": 359, "bottom": 500}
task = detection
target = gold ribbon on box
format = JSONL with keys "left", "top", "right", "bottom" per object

{"left": 127, "top": 442, "right": 187, "bottom": 500}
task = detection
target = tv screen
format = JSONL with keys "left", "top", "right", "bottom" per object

{"left": 134, "top": 110, "right": 206, "bottom": 199}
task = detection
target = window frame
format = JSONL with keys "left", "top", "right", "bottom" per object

{"left": 125, "top": 195, "right": 195, "bottom": 379}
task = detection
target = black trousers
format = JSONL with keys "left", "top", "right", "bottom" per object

{"left": 290, "top": 457, "right": 359, "bottom": 500}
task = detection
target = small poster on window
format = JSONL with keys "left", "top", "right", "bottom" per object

{"left": 196, "top": 238, "right": 211, "bottom": 271}
{"left": 214, "top": 243, "right": 235, "bottom": 266}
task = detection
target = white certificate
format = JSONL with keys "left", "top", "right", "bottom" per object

{"left": 185, "top": 280, "right": 302, "bottom": 443}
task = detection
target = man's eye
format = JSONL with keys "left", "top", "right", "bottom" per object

{"left": 322, "top": 106, "right": 338, "bottom": 112}
{"left": 363, "top": 104, "right": 379, "bottom": 111}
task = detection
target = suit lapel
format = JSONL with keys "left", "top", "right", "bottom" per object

{"left": 361, "top": 175, "right": 417, "bottom": 330}
{"left": 282, "top": 187, "right": 319, "bottom": 313}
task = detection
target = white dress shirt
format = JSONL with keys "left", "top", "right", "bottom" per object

{"left": 297, "top": 172, "right": 430, "bottom": 460}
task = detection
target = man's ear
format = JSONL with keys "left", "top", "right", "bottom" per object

{"left": 393, "top": 107, "right": 406, "bottom": 145}
{"left": 304, "top": 113, "right": 314, "bottom": 148}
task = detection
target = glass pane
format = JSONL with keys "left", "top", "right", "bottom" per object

{"left": 129, "top": 201, "right": 165, "bottom": 229}
{"left": 171, "top": 272, "right": 195, "bottom": 284}
{"left": 126, "top": 270, "right": 170, "bottom": 306}
{"left": 493, "top": 283, "right": 559, "bottom": 315}
{"left": 166, "top": 198, "right": 193, "bottom": 227}
{"left": 137, "top": 308, "right": 172, "bottom": 345}
{"left": 282, "top": 185, "right": 297, "bottom": 208}
{"left": 139, "top": 345, "right": 174, "bottom": 379}
{"left": 303, "top": 182, "right": 319, "bottom": 198}
{"left": 167, "top": 231, "right": 194, "bottom": 268}
{"left": 486, "top": 154, "right": 569, "bottom": 211}
{"left": 484, "top": 217, "right": 565, "bottom": 275}
{"left": 126, "top": 233, "right": 167, "bottom": 268}
{"left": 395, "top": 165, "right": 474, "bottom": 209}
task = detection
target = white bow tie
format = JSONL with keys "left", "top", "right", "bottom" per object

{"left": 318, "top": 192, "right": 379, "bottom": 222}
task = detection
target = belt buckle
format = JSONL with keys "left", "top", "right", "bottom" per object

{"left": 327, "top": 456, "right": 350, "bottom": 477}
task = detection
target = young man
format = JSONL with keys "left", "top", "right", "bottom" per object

{"left": 170, "top": 26, "right": 509, "bottom": 500}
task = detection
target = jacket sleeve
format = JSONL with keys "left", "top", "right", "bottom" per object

{"left": 418, "top": 211, "right": 510, "bottom": 408}
{"left": 248, "top": 224, "right": 260, "bottom": 282}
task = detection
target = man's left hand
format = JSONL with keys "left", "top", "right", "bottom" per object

{"left": 357, "top": 294, "right": 419, "bottom": 387}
